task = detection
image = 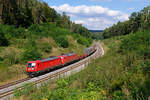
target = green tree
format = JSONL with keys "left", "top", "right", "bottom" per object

{"left": 0, "top": 0, "right": 91, "bottom": 38}
{"left": 103, "top": 6, "right": 150, "bottom": 39}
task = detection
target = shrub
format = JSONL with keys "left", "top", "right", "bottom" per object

{"left": 0, "top": 30, "right": 9, "bottom": 46}
{"left": 15, "top": 27, "right": 26, "bottom": 38}
{"left": 55, "top": 36, "right": 69, "bottom": 48}
{"left": 0, "top": 57, "right": 3, "bottom": 62}
{"left": 28, "top": 24, "right": 42, "bottom": 34}
{"left": 73, "top": 34, "right": 92, "bottom": 46}
{"left": 22, "top": 48, "right": 41, "bottom": 62}
{"left": 14, "top": 83, "right": 35, "bottom": 98}
{"left": 87, "top": 38, "right": 93, "bottom": 45}
{"left": 56, "top": 79, "right": 68, "bottom": 88}
{"left": 0, "top": 47, "right": 20, "bottom": 65}
{"left": 0, "top": 25, "right": 17, "bottom": 39}
{"left": 120, "top": 30, "right": 150, "bottom": 68}
{"left": 39, "top": 42, "right": 52, "bottom": 53}
{"left": 24, "top": 39, "right": 36, "bottom": 48}
{"left": 119, "top": 30, "right": 150, "bottom": 98}
{"left": 77, "top": 36, "right": 88, "bottom": 45}
{"left": 113, "top": 90, "right": 126, "bottom": 100}
{"left": 22, "top": 40, "right": 41, "bottom": 62}
{"left": 120, "top": 30, "right": 150, "bottom": 55}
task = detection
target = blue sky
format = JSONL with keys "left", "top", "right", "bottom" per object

{"left": 43, "top": 0, "right": 150, "bottom": 30}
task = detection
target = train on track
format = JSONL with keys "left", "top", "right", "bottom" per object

{"left": 26, "top": 46, "right": 96, "bottom": 77}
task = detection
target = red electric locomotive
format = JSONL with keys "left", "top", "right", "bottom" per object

{"left": 26, "top": 52, "right": 80, "bottom": 77}
{"left": 27, "top": 56, "right": 62, "bottom": 77}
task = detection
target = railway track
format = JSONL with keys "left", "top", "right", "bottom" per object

{"left": 0, "top": 43, "right": 104, "bottom": 99}
{"left": 0, "top": 78, "right": 30, "bottom": 90}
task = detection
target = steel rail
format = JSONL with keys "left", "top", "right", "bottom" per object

{"left": 0, "top": 78, "right": 31, "bottom": 90}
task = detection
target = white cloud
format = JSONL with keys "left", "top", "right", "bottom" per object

{"left": 52, "top": 4, "right": 129, "bottom": 30}
{"left": 75, "top": 17, "right": 114, "bottom": 30}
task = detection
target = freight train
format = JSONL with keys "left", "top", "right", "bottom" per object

{"left": 26, "top": 46, "right": 96, "bottom": 77}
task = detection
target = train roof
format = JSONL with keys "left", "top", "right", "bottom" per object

{"left": 41, "top": 56, "right": 59, "bottom": 62}
{"left": 28, "top": 52, "right": 76, "bottom": 63}
{"left": 62, "top": 52, "right": 75, "bottom": 56}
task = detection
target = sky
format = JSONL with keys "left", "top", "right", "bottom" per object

{"left": 43, "top": 0, "right": 150, "bottom": 30}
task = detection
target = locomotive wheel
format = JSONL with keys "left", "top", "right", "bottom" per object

{"left": 29, "top": 74, "right": 34, "bottom": 78}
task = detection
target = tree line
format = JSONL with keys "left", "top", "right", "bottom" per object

{"left": 103, "top": 6, "right": 150, "bottom": 38}
{"left": 0, "top": 0, "right": 91, "bottom": 38}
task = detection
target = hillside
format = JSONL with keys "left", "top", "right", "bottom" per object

{"left": 0, "top": 0, "right": 93, "bottom": 84}
{"left": 14, "top": 29, "right": 150, "bottom": 100}
{"left": 0, "top": 23, "right": 93, "bottom": 84}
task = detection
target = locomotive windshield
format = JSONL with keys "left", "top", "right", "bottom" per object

{"left": 28, "top": 63, "right": 36, "bottom": 68}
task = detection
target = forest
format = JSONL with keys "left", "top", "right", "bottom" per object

{"left": 103, "top": 6, "right": 150, "bottom": 38}
{"left": 0, "top": 0, "right": 91, "bottom": 40}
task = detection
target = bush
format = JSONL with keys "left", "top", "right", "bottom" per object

{"left": 55, "top": 36, "right": 69, "bottom": 48}
{"left": 56, "top": 79, "right": 68, "bottom": 88}
{"left": 22, "top": 48, "right": 41, "bottom": 62}
{"left": 77, "top": 36, "right": 88, "bottom": 45}
{"left": 120, "top": 30, "right": 150, "bottom": 55}
{"left": 14, "top": 83, "right": 35, "bottom": 98}
{"left": 0, "top": 25, "right": 16, "bottom": 39}
{"left": 24, "top": 39, "right": 36, "bottom": 48}
{"left": 28, "top": 24, "right": 47, "bottom": 38}
{"left": 0, "top": 30, "right": 9, "bottom": 46}
{"left": 39, "top": 42, "right": 52, "bottom": 53}
{"left": 113, "top": 90, "right": 126, "bottom": 100}
{"left": 22, "top": 40, "right": 41, "bottom": 62}
{"left": 73, "top": 34, "right": 92, "bottom": 46}
{"left": 0, "top": 57, "right": 3, "bottom": 62}
{"left": 0, "top": 24, "right": 27, "bottom": 39}
{"left": 87, "top": 38, "right": 93, "bottom": 46}
{"left": 0, "top": 47, "right": 21, "bottom": 65}
{"left": 15, "top": 27, "right": 26, "bottom": 38}
{"left": 28, "top": 24, "right": 42, "bottom": 34}
{"left": 119, "top": 30, "right": 150, "bottom": 98}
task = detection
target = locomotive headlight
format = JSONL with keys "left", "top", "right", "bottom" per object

{"left": 32, "top": 63, "right": 36, "bottom": 66}
{"left": 32, "top": 68, "right": 35, "bottom": 70}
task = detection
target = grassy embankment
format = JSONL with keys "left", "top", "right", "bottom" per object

{"left": 14, "top": 29, "right": 150, "bottom": 100}
{"left": 0, "top": 23, "right": 92, "bottom": 85}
